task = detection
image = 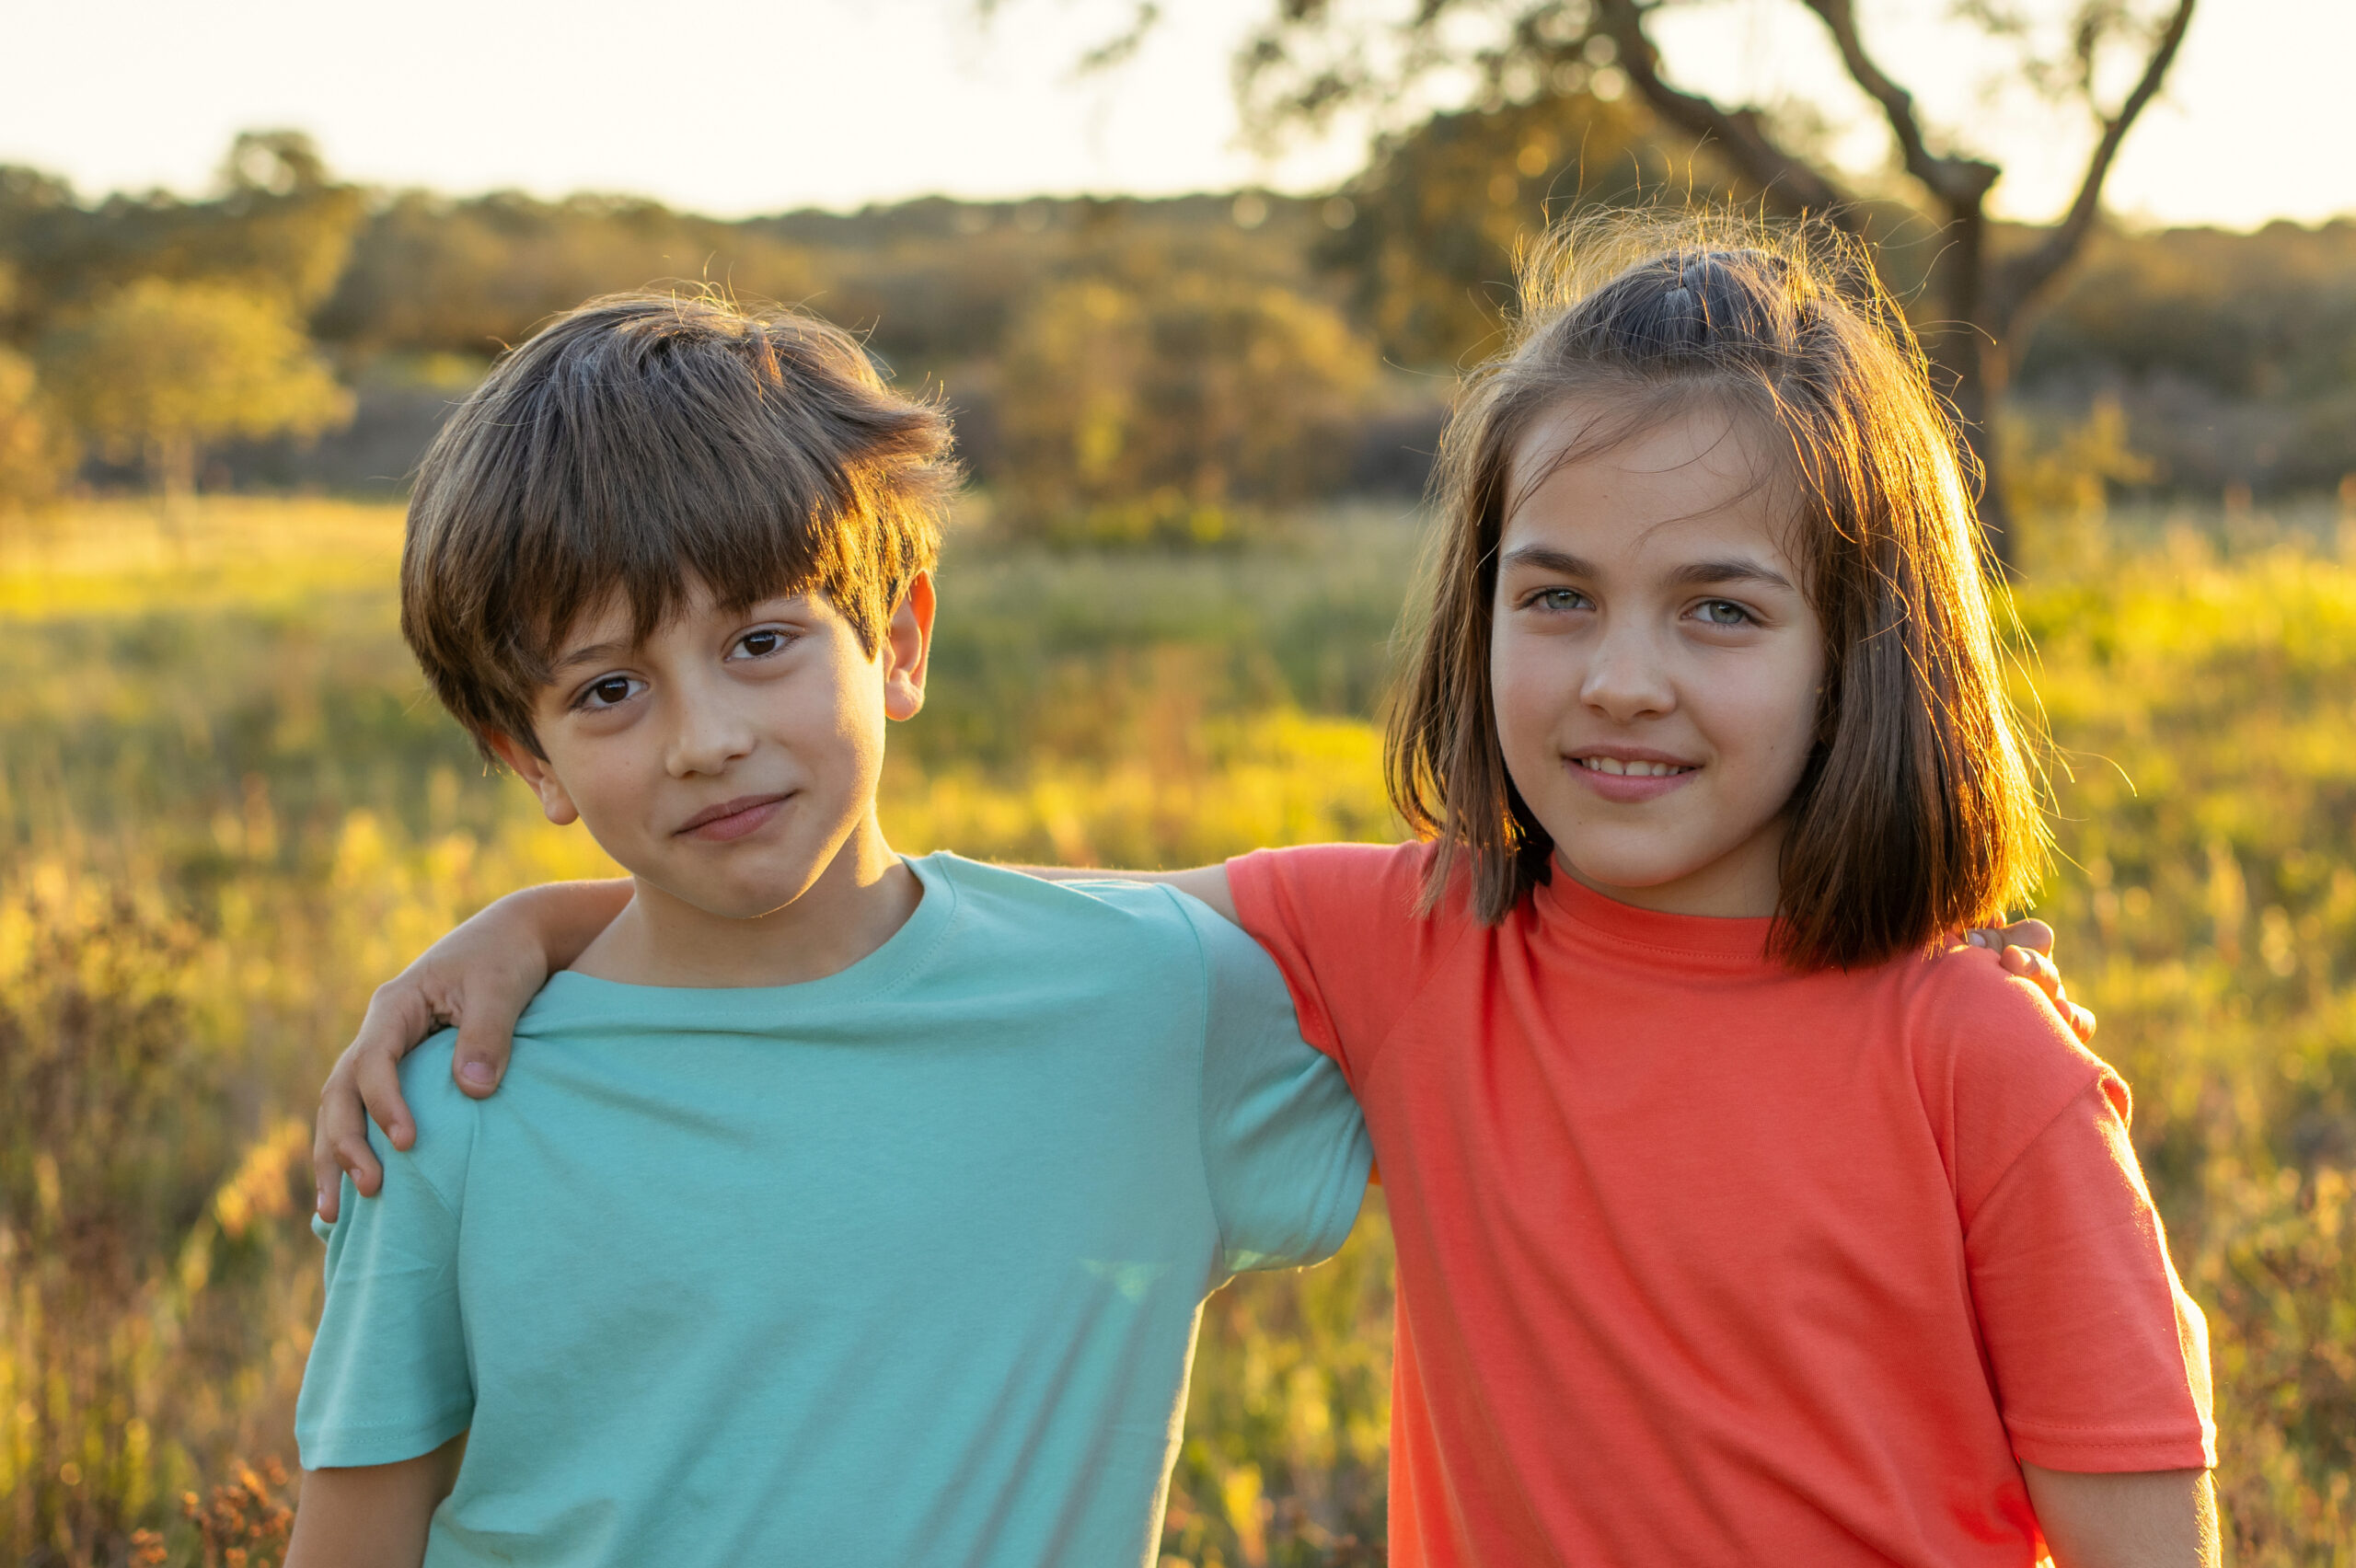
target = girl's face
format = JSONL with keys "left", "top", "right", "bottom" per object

{"left": 1491, "top": 398, "right": 1826, "bottom": 919}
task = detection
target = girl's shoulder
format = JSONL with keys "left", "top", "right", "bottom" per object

{"left": 1884, "top": 941, "right": 2121, "bottom": 1202}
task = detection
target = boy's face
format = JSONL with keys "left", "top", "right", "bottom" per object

{"left": 490, "top": 573, "right": 933, "bottom": 920}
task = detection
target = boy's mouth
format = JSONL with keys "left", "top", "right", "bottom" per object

{"left": 676, "top": 792, "right": 792, "bottom": 841}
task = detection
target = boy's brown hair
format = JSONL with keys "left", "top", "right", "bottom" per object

{"left": 402, "top": 290, "right": 956, "bottom": 758}
{"left": 1388, "top": 213, "right": 2047, "bottom": 970}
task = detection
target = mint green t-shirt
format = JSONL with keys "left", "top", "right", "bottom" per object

{"left": 295, "top": 854, "right": 1370, "bottom": 1568}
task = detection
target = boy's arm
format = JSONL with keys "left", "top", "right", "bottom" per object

{"left": 311, "top": 878, "right": 631, "bottom": 1220}
{"left": 284, "top": 1435, "right": 465, "bottom": 1568}
{"left": 1011, "top": 863, "right": 1239, "bottom": 923}
{"left": 2022, "top": 1464, "right": 2220, "bottom": 1568}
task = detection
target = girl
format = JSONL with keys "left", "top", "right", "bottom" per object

{"left": 315, "top": 218, "right": 2212, "bottom": 1565}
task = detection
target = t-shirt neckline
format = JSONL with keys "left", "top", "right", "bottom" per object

{"left": 1531, "top": 859, "right": 1780, "bottom": 966}
{"left": 532, "top": 853, "right": 960, "bottom": 1020}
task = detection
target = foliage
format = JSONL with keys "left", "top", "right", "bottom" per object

{"left": 0, "top": 133, "right": 363, "bottom": 345}
{"left": 997, "top": 273, "right": 1380, "bottom": 543}
{"left": 0, "top": 345, "right": 75, "bottom": 512}
{"left": 5, "top": 498, "right": 2355, "bottom": 1565}
{"left": 36, "top": 281, "right": 352, "bottom": 501}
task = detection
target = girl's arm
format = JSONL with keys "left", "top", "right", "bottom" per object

{"left": 312, "top": 865, "right": 2085, "bottom": 1216}
{"left": 310, "top": 879, "right": 631, "bottom": 1220}
{"left": 2022, "top": 1464, "right": 2221, "bottom": 1568}
{"left": 283, "top": 1436, "right": 464, "bottom": 1568}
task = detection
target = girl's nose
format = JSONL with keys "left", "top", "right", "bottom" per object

{"left": 1579, "top": 624, "right": 1677, "bottom": 721}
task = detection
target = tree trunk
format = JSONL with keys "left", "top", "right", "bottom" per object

{"left": 145, "top": 432, "right": 197, "bottom": 535}
{"left": 1909, "top": 202, "right": 2018, "bottom": 573}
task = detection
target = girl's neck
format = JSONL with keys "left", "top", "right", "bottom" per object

{"left": 1553, "top": 817, "right": 1787, "bottom": 920}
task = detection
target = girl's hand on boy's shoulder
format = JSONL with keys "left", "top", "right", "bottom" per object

{"left": 311, "top": 879, "right": 632, "bottom": 1222}
{"left": 1966, "top": 918, "right": 2096, "bottom": 1045}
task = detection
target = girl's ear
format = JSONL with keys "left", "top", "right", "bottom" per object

{"left": 485, "top": 732, "right": 581, "bottom": 827}
{"left": 882, "top": 571, "right": 935, "bottom": 723}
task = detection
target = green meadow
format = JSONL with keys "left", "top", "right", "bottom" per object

{"left": 3, "top": 498, "right": 2352, "bottom": 1566}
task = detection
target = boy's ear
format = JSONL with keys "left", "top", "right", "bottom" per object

{"left": 485, "top": 731, "right": 581, "bottom": 827}
{"left": 882, "top": 571, "right": 935, "bottom": 723}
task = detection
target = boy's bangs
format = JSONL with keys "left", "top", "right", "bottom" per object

{"left": 401, "top": 291, "right": 953, "bottom": 760}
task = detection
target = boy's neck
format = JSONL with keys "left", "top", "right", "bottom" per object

{"left": 571, "top": 815, "right": 923, "bottom": 988}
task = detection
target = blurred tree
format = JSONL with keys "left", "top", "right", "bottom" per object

{"left": 1230, "top": 0, "right": 2198, "bottom": 566}
{"left": 315, "top": 189, "right": 821, "bottom": 357}
{"left": 1319, "top": 88, "right": 1748, "bottom": 368}
{"left": 0, "top": 346, "right": 76, "bottom": 512}
{"left": 0, "top": 132, "right": 363, "bottom": 340}
{"left": 37, "top": 280, "right": 352, "bottom": 507}
{"left": 998, "top": 272, "right": 1380, "bottom": 543}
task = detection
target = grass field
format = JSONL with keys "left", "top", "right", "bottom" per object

{"left": 3, "top": 497, "right": 2352, "bottom": 1567}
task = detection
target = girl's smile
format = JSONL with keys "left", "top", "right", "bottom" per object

{"left": 1492, "top": 397, "right": 1825, "bottom": 919}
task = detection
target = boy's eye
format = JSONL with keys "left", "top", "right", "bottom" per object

{"left": 733, "top": 627, "right": 791, "bottom": 659}
{"left": 577, "top": 675, "right": 644, "bottom": 710}
{"left": 1695, "top": 600, "right": 1753, "bottom": 627}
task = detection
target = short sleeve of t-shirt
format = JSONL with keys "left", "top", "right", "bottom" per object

{"left": 1225, "top": 841, "right": 1461, "bottom": 1084}
{"left": 295, "top": 1034, "right": 477, "bottom": 1469}
{"left": 1965, "top": 1074, "right": 2217, "bottom": 1470}
{"left": 1173, "top": 890, "right": 1372, "bottom": 1281}
{"left": 1925, "top": 959, "right": 2216, "bottom": 1472}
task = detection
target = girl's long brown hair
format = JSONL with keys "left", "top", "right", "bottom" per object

{"left": 1387, "top": 213, "right": 2047, "bottom": 970}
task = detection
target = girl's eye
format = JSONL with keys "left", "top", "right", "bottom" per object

{"left": 1695, "top": 600, "right": 1754, "bottom": 627}
{"left": 1530, "top": 586, "right": 1590, "bottom": 612}
{"left": 576, "top": 674, "right": 644, "bottom": 711}
{"left": 733, "top": 627, "right": 791, "bottom": 659}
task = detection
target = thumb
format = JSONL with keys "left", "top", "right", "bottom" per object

{"left": 451, "top": 1010, "right": 516, "bottom": 1098}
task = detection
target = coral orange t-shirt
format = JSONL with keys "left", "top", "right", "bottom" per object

{"left": 1228, "top": 840, "right": 2214, "bottom": 1568}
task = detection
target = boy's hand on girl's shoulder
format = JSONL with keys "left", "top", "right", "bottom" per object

{"left": 1966, "top": 917, "right": 2097, "bottom": 1045}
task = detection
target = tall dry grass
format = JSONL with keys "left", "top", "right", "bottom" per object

{"left": 1, "top": 497, "right": 2350, "bottom": 1566}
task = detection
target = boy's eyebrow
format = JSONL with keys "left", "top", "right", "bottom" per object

{"left": 551, "top": 639, "right": 635, "bottom": 672}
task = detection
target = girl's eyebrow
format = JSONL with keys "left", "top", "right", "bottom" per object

{"left": 1499, "top": 544, "right": 1596, "bottom": 577}
{"left": 1666, "top": 558, "right": 1796, "bottom": 592}
{"left": 1499, "top": 545, "right": 1795, "bottom": 594}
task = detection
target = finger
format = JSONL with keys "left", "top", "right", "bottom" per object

{"left": 322, "top": 1087, "right": 385, "bottom": 1198}
{"left": 355, "top": 1049, "right": 417, "bottom": 1151}
{"left": 1999, "top": 942, "right": 2062, "bottom": 991}
{"left": 311, "top": 1122, "right": 343, "bottom": 1222}
{"left": 2070, "top": 1002, "right": 2098, "bottom": 1044}
{"left": 451, "top": 1008, "right": 517, "bottom": 1100}
{"left": 1995, "top": 917, "right": 2056, "bottom": 956}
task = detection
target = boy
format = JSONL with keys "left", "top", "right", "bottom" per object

{"left": 284, "top": 293, "right": 1370, "bottom": 1568}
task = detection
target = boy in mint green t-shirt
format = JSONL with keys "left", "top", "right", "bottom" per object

{"left": 284, "top": 294, "right": 1369, "bottom": 1568}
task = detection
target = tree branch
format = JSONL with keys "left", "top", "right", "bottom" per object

{"left": 1591, "top": 0, "right": 1857, "bottom": 225}
{"left": 1799, "top": 0, "right": 1999, "bottom": 212}
{"left": 1991, "top": 0, "right": 2197, "bottom": 329}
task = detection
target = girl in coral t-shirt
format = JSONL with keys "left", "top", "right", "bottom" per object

{"left": 318, "top": 221, "right": 2215, "bottom": 1565}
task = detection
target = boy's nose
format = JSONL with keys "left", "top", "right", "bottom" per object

{"left": 664, "top": 697, "right": 756, "bottom": 777}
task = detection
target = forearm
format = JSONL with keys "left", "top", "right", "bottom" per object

{"left": 285, "top": 1435, "right": 464, "bottom": 1568}
{"left": 1002, "top": 863, "right": 1237, "bottom": 924}
{"left": 2023, "top": 1464, "right": 2220, "bottom": 1568}
{"left": 478, "top": 878, "right": 634, "bottom": 973}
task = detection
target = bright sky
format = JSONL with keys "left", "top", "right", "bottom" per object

{"left": 0, "top": 0, "right": 2344, "bottom": 231}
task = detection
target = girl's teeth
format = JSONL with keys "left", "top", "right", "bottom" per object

{"left": 1581, "top": 757, "right": 1690, "bottom": 777}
